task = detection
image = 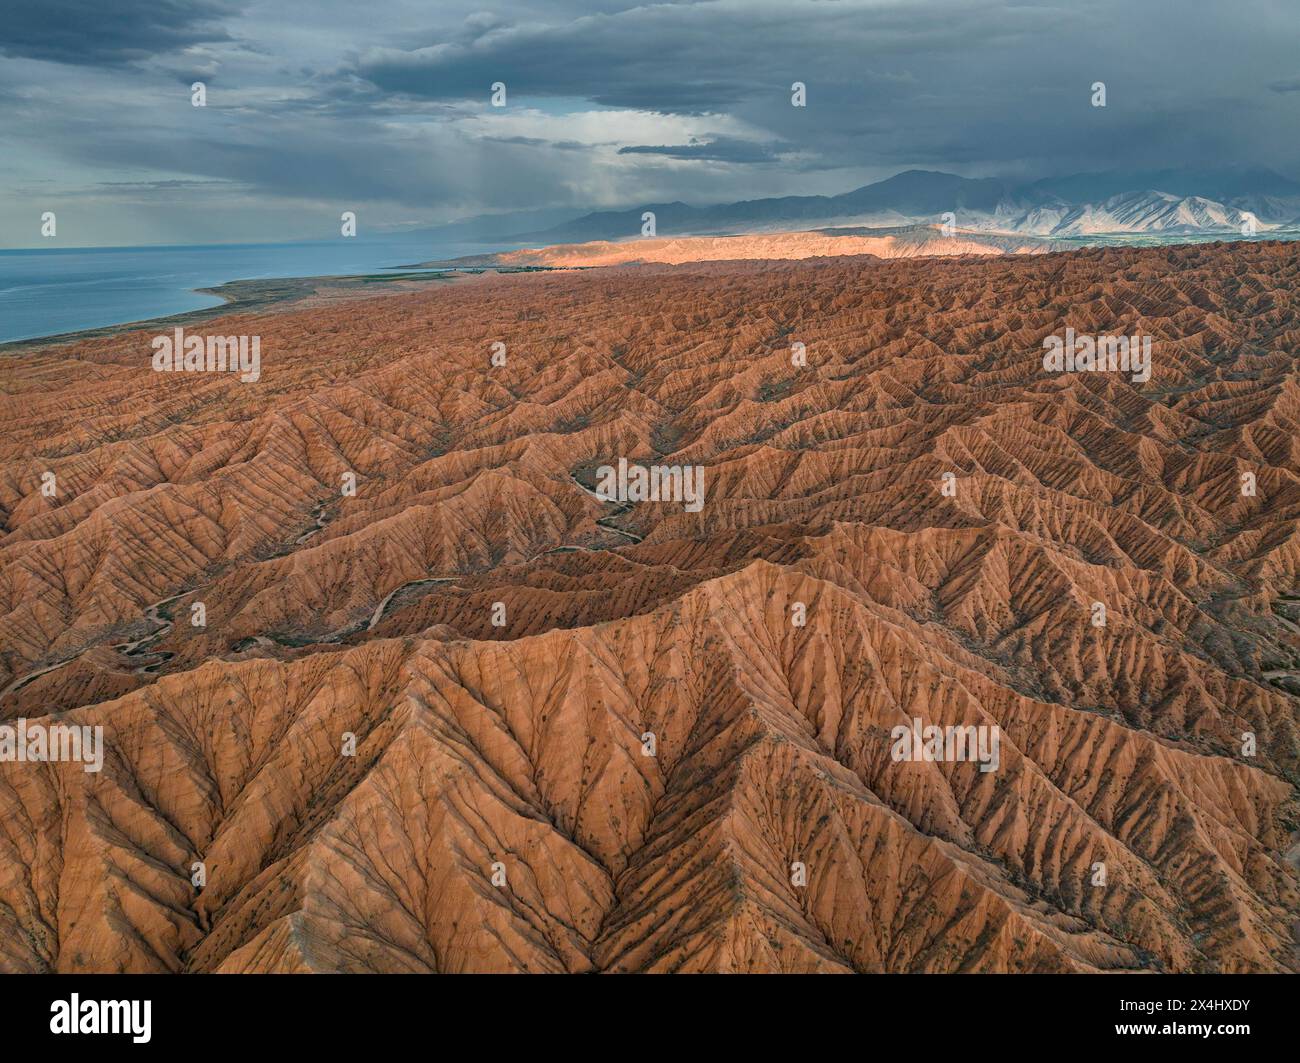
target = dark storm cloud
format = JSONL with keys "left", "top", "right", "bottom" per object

{"left": 482, "top": 135, "right": 590, "bottom": 151}
{"left": 352, "top": 3, "right": 1010, "bottom": 114}
{"left": 619, "top": 136, "right": 790, "bottom": 163}
{"left": 4, "top": 0, "right": 1300, "bottom": 246}
{"left": 0, "top": 0, "right": 243, "bottom": 66}
{"left": 94, "top": 178, "right": 238, "bottom": 192}
{"left": 344, "top": 1, "right": 1300, "bottom": 179}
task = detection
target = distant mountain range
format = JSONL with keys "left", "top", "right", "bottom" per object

{"left": 499, "top": 166, "right": 1300, "bottom": 245}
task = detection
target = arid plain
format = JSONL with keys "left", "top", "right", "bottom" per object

{"left": 1, "top": 242, "right": 1298, "bottom": 973}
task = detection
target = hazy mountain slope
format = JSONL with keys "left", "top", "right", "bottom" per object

{"left": 1025, "top": 191, "right": 1256, "bottom": 236}
{"left": 520, "top": 167, "right": 1300, "bottom": 243}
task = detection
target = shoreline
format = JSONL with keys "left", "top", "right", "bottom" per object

{"left": 6, "top": 230, "right": 1296, "bottom": 353}
{"left": 0, "top": 265, "right": 570, "bottom": 354}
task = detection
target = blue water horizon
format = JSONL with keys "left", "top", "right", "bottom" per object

{"left": 0, "top": 233, "right": 509, "bottom": 344}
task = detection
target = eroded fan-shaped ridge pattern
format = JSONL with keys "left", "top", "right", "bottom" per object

{"left": 1, "top": 242, "right": 1298, "bottom": 972}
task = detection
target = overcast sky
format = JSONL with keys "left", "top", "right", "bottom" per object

{"left": 2, "top": 0, "right": 1298, "bottom": 247}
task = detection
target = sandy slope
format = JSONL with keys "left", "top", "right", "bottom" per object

{"left": 483, "top": 226, "right": 1059, "bottom": 267}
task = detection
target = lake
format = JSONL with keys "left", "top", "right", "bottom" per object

{"left": 0, "top": 234, "right": 507, "bottom": 344}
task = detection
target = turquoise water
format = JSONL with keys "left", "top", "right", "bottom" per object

{"left": 0, "top": 235, "right": 500, "bottom": 344}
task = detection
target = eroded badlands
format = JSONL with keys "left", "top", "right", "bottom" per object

{"left": 1, "top": 243, "right": 1298, "bottom": 972}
